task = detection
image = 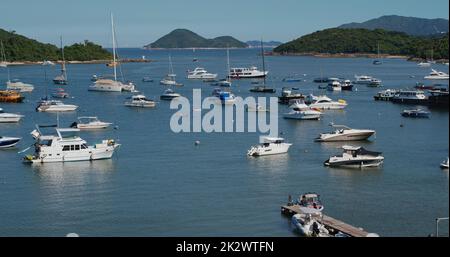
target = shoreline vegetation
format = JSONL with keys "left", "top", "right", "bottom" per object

{"left": 2, "top": 58, "right": 152, "bottom": 66}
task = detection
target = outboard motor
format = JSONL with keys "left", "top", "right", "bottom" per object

{"left": 70, "top": 122, "right": 78, "bottom": 128}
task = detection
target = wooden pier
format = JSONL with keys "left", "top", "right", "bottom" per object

{"left": 281, "top": 204, "right": 372, "bottom": 237}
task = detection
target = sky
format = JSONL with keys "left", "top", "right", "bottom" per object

{"left": 1, "top": 0, "right": 448, "bottom": 47}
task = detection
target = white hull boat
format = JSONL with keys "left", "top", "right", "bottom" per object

{"left": 0, "top": 108, "right": 24, "bottom": 123}
{"left": 187, "top": 67, "right": 217, "bottom": 79}
{"left": 124, "top": 94, "right": 156, "bottom": 108}
{"left": 228, "top": 66, "right": 268, "bottom": 78}
{"left": 71, "top": 117, "right": 112, "bottom": 130}
{"left": 440, "top": 158, "right": 449, "bottom": 169}
{"left": 88, "top": 79, "right": 123, "bottom": 92}
{"left": 36, "top": 100, "right": 78, "bottom": 112}
{"left": 308, "top": 95, "right": 347, "bottom": 110}
{"left": 424, "top": 69, "right": 449, "bottom": 80}
{"left": 247, "top": 137, "right": 292, "bottom": 156}
{"left": 315, "top": 124, "right": 375, "bottom": 142}
{"left": 6, "top": 80, "right": 34, "bottom": 92}
{"left": 324, "top": 145, "right": 384, "bottom": 168}
{"left": 291, "top": 213, "right": 330, "bottom": 237}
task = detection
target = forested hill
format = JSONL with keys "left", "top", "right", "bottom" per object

{"left": 0, "top": 28, "right": 112, "bottom": 61}
{"left": 273, "top": 28, "right": 449, "bottom": 60}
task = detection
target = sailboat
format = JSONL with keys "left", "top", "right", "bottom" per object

{"left": 249, "top": 40, "right": 275, "bottom": 93}
{"left": 88, "top": 13, "right": 124, "bottom": 92}
{"left": 1, "top": 41, "right": 34, "bottom": 92}
{"left": 160, "top": 55, "right": 183, "bottom": 86}
{"left": 211, "top": 47, "right": 232, "bottom": 87}
{"left": 372, "top": 43, "right": 382, "bottom": 65}
{"left": 53, "top": 36, "right": 68, "bottom": 85}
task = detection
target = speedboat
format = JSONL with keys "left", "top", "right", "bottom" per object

{"left": 187, "top": 67, "right": 217, "bottom": 79}
{"left": 340, "top": 80, "right": 354, "bottom": 91}
{"left": 89, "top": 79, "right": 123, "bottom": 92}
{"left": 308, "top": 95, "right": 347, "bottom": 110}
{"left": 327, "top": 81, "right": 342, "bottom": 91}
{"left": 424, "top": 69, "right": 449, "bottom": 80}
{"left": 401, "top": 109, "right": 430, "bottom": 118}
{"left": 291, "top": 213, "right": 329, "bottom": 237}
{"left": 70, "top": 117, "right": 112, "bottom": 130}
{"left": 23, "top": 127, "right": 120, "bottom": 163}
{"left": 249, "top": 85, "right": 276, "bottom": 93}
{"left": 160, "top": 74, "right": 183, "bottom": 86}
{"left": 315, "top": 124, "right": 375, "bottom": 142}
{"left": 373, "top": 89, "right": 398, "bottom": 101}
{"left": 36, "top": 99, "right": 78, "bottom": 112}
{"left": 440, "top": 158, "right": 449, "bottom": 169}
{"left": 0, "top": 136, "right": 21, "bottom": 148}
{"left": 6, "top": 79, "right": 34, "bottom": 92}
{"left": 160, "top": 89, "right": 181, "bottom": 100}
{"left": 228, "top": 66, "right": 268, "bottom": 79}
{"left": 51, "top": 88, "right": 70, "bottom": 98}
{"left": 124, "top": 94, "right": 156, "bottom": 108}
{"left": 283, "top": 109, "right": 322, "bottom": 120}
{"left": 247, "top": 137, "right": 292, "bottom": 157}
{"left": 324, "top": 145, "right": 384, "bottom": 168}
{"left": 392, "top": 90, "right": 428, "bottom": 104}
{"left": 297, "top": 193, "right": 324, "bottom": 212}
{"left": 0, "top": 108, "right": 24, "bottom": 123}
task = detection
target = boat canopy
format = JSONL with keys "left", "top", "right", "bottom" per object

{"left": 262, "top": 137, "right": 285, "bottom": 143}
{"left": 342, "top": 145, "right": 382, "bottom": 156}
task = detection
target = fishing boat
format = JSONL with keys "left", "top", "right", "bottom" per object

{"left": 0, "top": 108, "right": 24, "bottom": 123}
{"left": 0, "top": 90, "right": 24, "bottom": 103}
{"left": 324, "top": 145, "right": 384, "bottom": 168}
{"left": 424, "top": 69, "right": 449, "bottom": 80}
{"left": 401, "top": 109, "right": 431, "bottom": 118}
{"left": 249, "top": 40, "right": 275, "bottom": 93}
{"left": 51, "top": 88, "right": 70, "bottom": 98}
{"left": 308, "top": 95, "right": 347, "bottom": 110}
{"left": 440, "top": 158, "right": 449, "bottom": 169}
{"left": 0, "top": 136, "right": 21, "bottom": 148}
{"left": 124, "top": 94, "right": 156, "bottom": 108}
{"left": 187, "top": 67, "right": 217, "bottom": 79}
{"left": 23, "top": 127, "right": 120, "bottom": 163}
{"left": 247, "top": 137, "right": 292, "bottom": 157}
{"left": 70, "top": 117, "right": 112, "bottom": 130}
{"left": 315, "top": 124, "right": 375, "bottom": 142}
{"left": 160, "top": 89, "right": 181, "bottom": 100}
{"left": 36, "top": 99, "right": 78, "bottom": 112}
{"left": 53, "top": 36, "right": 68, "bottom": 85}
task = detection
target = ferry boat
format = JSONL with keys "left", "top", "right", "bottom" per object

{"left": 228, "top": 66, "right": 268, "bottom": 79}
{"left": 23, "top": 127, "right": 120, "bottom": 163}
{"left": 401, "top": 109, "right": 430, "bottom": 118}
{"left": 315, "top": 124, "right": 375, "bottom": 142}
{"left": 373, "top": 89, "right": 398, "bottom": 101}
{"left": 324, "top": 145, "right": 384, "bottom": 168}
{"left": 247, "top": 137, "right": 292, "bottom": 157}
{"left": 124, "top": 94, "right": 156, "bottom": 108}
{"left": 6, "top": 79, "right": 34, "bottom": 92}
{"left": 70, "top": 117, "right": 112, "bottom": 130}
{"left": 0, "top": 90, "right": 24, "bottom": 103}
{"left": 424, "top": 69, "right": 449, "bottom": 80}
{"left": 36, "top": 99, "right": 78, "bottom": 112}
{"left": 0, "top": 108, "right": 24, "bottom": 123}
{"left": 308, "top": 95, "right": 347, "bottom": 110}
{"left": 187, "top": 67, "right": 217, "bottom": 79}
{"left": 0, "top": 136, "right": 21, "bottom": 148}
{"left": 392, "top": 90, "right": 428, "bottom": 104}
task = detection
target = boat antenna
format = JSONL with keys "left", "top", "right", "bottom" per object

{"left": 260, "top": 38, "right": 266, "bottom": 87}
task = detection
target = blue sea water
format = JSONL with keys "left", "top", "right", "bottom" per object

{"left": 0, "top": 48, "right": 448, "bottom": 236}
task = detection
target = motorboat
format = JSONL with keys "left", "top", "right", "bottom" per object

{"left": 187, "top": 67, "right": 217, "bottom": 79}
{"left": 440, "top": 158, "right": 449, "bottom": 169}
{"left": 315, "top": 124, "right": 375, "bottom": 142}
{"left": 160, "top": 74, "right": 183, "bottom": 86}
{"left": 0, "top": 108, "right": 24, "bottom": 123}
{"left": 424, "top": 69, "right": 449, "bottom": 80}
{"left": 0, "top": 90, "right": 23, "bottom": 103}
{"left": 354, "top": 75, "right": 382, "bottom": 86}
{"left": 211, "top": 79, "right": 232, "bottom": 87}
{"left": 0, "top": 136, "right": 21, "bottom": 148}
{"left": 122, "top": 81, "right": 137, "bottom": 92}
{"left": 247, "top": 137, "right": 292, "bottom": 157}
{"left": 36, "top": 99, "right": 78, "bottom": 112}
{"left": 417, "top": 61, "right": 432, "bottom": 67}
{"left": 297, "top": 193, "right": 324, "bottom": 212}
{"left": 278, "top": 87, "right": 304, "bottom": 104}
{"left": 249, "top": 85, "right": 276, "bottom": 93}
{"left": 291, "top": 213, "right": 329, "bottom": 237}
{"left": 308, "top": 95, "right": 347, "bottom": 110}
{"left": 142, "top": 76, "right": 154, "bottom": 82}
{"left": 51, "top": 88, "right": 70, "bottom": 98}
{"left": 160, "top": 89, "right": 181, "bottom": 100}
{"left": 392, "top": 90, "right": 428, "bottom": 104}
{"left": 327, "top": 81, "right": 342, "bottom": 91}
{"left": 283, "top": 109, "right": 322, "bottom": 120}
{"left": 6, "top": 80, "right": 34, "bottom": 92}
{"left": 373, "top": 89, "right": 398, "bottom": 101}
{"left": 70, "top": 117, "right": 112, "bottom": 130}
{"left": 340, "top": 80, "right": 354, "bottom": 91}
{"left": 23, "top": 127, "right": 120, "bottom": 163}
{"left": 212, "top": 90, "right": 236, "bottom": 105}
{"left": 124, "top": 94, "right": 156, "bottom": 108}
{"left": 324, "top": 145, "right": 384, "bottom": 168}
{"left": 245, "top": 103, "right": 269, "bottom": 112}
{"left": 89, "top": 79, "right": 123, "bottom": 92}
{"left": 228, "top": 66, "right": 268, "bottom": 79}
{"left": 401, "top": 109, "right": 430, "bottom": 118}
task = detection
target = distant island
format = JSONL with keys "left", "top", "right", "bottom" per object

{"left": 246, "top": 40, "right": 283, "bottom": 48}
{"left": 0, "top": 28, "right": 112, "bottom": 62}
{"left": 338, "top": 15, "right": 449, "bottom": 36}
{"left": 144, "top": 29, "right": 248, "bottom": 49}
{"left": 273, "top": 28, "right": 449, "bottom": 61}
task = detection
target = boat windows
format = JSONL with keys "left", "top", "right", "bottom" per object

{"left": 75, "top": 145, "right": 80, "bottom": 150}
{"left": 81, "top": 144, "right": 88, "bottom": 149}
{"left": 62, "top": 145, "right": 70, "bottom": 151}
{"left": 70, "top": 145, "right": 75, "bottom": 151}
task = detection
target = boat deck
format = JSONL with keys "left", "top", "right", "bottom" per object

{"left": 281, "top": 204, "right": 371, "bottom": 237}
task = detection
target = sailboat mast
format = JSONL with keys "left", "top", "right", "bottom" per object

{"left": 261, "top": 39, "right": 266, "bottom": 85}
{"left": 0, "top": 41, "right": 10, "bottom": 82}
{"left": 226, "top": 47, "right": 231, "bottom": 82}
{"left": 60, "top": 36, "right": 66, "bottom": 79}
{"left": 111, "top": 13, "right": 117, "bottom": 81}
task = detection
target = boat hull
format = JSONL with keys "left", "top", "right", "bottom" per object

{"left": 324, "top": 158, "right": 383, "bottom": 168}
{"left": 0, "top": 137, "right": 21, "bottom": 148}
{"left": 24, "top": 145, "right": 120, "bottom": 163}
{"left": 316, "top": 132, "right": 375, "bottom": 142}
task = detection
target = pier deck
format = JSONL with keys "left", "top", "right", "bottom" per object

{"left": 281, "top": 204, "right": 371, "bottom": 237}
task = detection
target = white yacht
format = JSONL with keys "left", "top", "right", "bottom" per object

{"left": 424, "top": 69, "right": 449, "bottom": 80}
{"left": 327, "top": 81, "right": 342, "bottom": 91}
{"left": 23, "top": 127, "right": 120, "bottom": 163}
{"left": 36, "top": 100, "right": 78, "bottom": 112}
{"left": 6, "top": 80, "right": 34, "bottom": 92}
{"left": 283, "top": 101, "right": 322, "bottom": 120}
{"left": 160, "top": 89, "right": 181, "bottom": 100}
{"left": 124, "top": 94, "right": 156, "bottom": 108}
{"left": 324, "top": 145, "right": 384, "bottom": 168}
{"left": 247, "top": 137, "right": 292, "bottom": 157}
{"left": 160, "top": 74, "right": 182, "bottom": 86}
{"left": 308, "top": 95, "right": 347, "bottom": 110}
{"left": 187, "top": 67, "right": 217, "bottom": 79}
{"left": 0, "top": 136, "right": 21, "bottom": 148}
{"left": 228, "top": 66, "right": 268, "bottom": 78}
{"left": 0, "top": 108, "right": 24, "bottom": 123}
{"left": 70, "top": 117, "right": 112, "bottom": 130}
{"left": 315, "top": 124, "right": 375, "bottom": 142}
{"left": 354, "top": 75, "right": 382, "bottom": 86}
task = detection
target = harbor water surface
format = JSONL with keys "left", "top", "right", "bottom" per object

{"left": 0, "top": 48, "right": 448, "bottom": 236}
